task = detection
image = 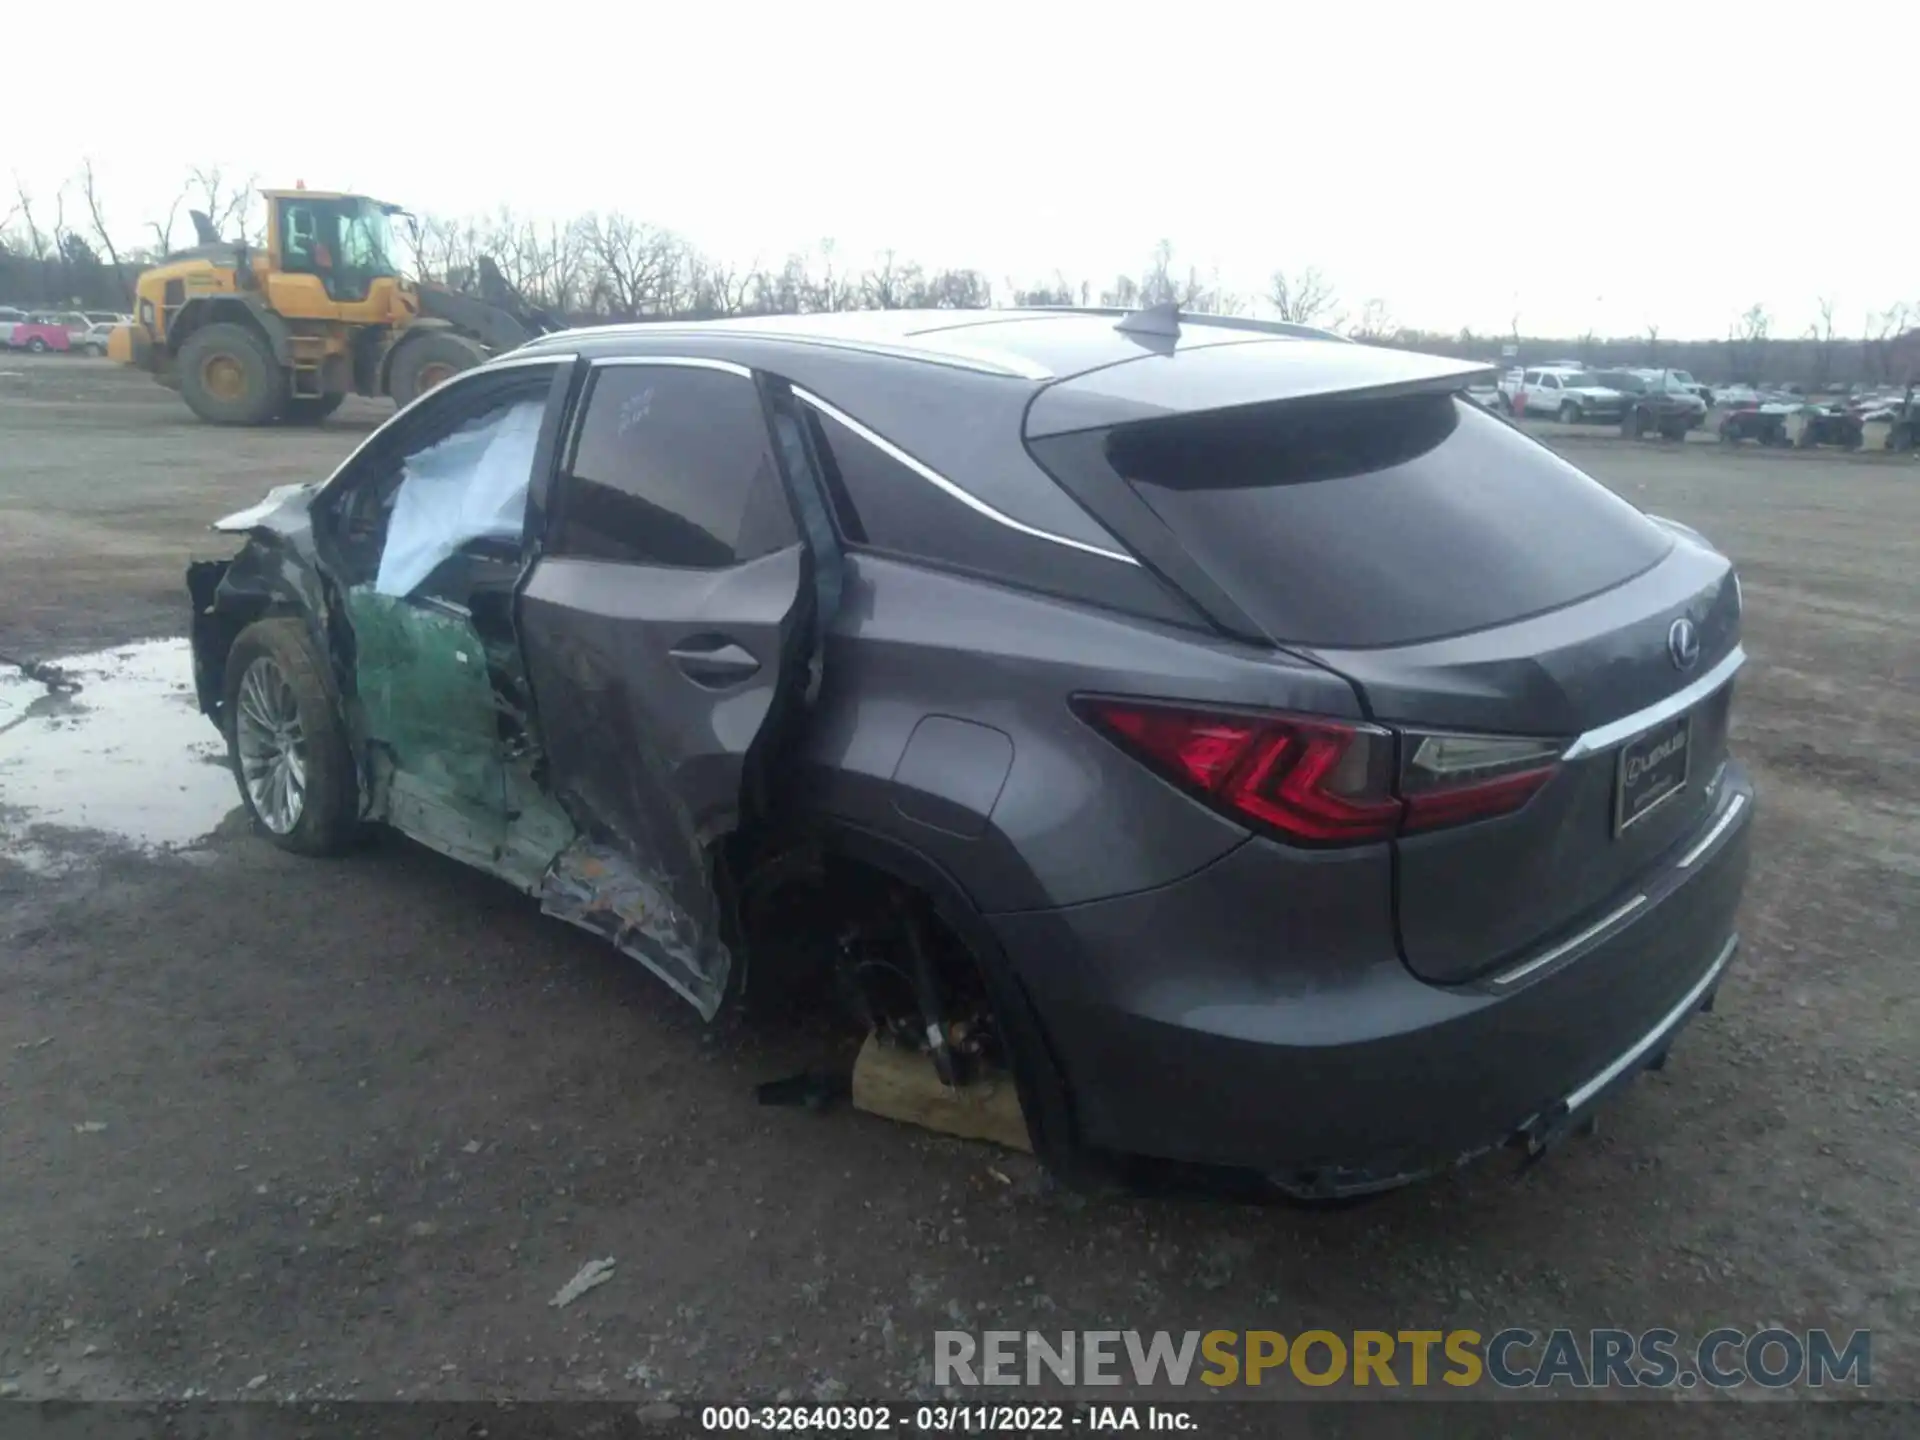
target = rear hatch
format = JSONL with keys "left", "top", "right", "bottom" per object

{"left": 1029, "top": 380, "right": 1740, "bottom": 985}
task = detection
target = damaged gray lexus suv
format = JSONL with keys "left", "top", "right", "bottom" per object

{"left": 187, "top": 306, "right": 1753, "bottom": 1195}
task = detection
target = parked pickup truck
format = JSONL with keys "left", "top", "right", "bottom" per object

{"left": 1498, "top": 367, "right": 1630, "bottom": 423}
{"left": 1593, "top": 369, "right": 1709, "bottom": 440}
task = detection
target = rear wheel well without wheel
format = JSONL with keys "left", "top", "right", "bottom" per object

{"left": 729, "top": 827, "right": 1086, "bottom": 1179}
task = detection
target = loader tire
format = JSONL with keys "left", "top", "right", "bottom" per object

{"left": 282, "top": 393, "right": 346, "bottom": 425}
{"left": 179, "top": 322, "right": 286, "bottom": 425}
{"left": 387, "top": 331, "right": 489, "bottom": 410}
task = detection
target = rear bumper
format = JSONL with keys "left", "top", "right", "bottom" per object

{"left": 991, "top": 763, "right": 1754, "bottom": 1187}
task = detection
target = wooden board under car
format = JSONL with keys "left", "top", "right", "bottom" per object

{"left": 849, "top": 1033, "right": 1033, "bottom": 1153}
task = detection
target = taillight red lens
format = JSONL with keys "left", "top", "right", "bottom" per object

{"left": 1075, "top": 700, "right": 1402, "bottom": 844}
{"left": 1400, "top": 765, "right": 1558, "bottom": 832}
{"left": 1078, "top": 699, "right": 1562, "bottom": 845}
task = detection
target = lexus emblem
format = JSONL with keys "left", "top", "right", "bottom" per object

{"left": 1668, "top": 617, "right": 1701, "bottom": 672}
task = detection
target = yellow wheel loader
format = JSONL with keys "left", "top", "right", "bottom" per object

{"left": 109, "top": 186, "right": 559, "bottom": 425}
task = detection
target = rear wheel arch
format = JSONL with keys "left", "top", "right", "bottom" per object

{"left": 792, "top": 821, "right": 1085, "bottom": 1171}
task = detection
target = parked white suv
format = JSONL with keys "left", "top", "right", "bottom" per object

{"left": 1499, "top": 367, "right": 1630, "bottom": 424}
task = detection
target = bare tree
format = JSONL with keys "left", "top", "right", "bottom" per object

{"left": 583, "top": 212, "right": 683, "bottom": 318}
{"left": 1807, "top": 295, "right": 1839, "bottom": 390}
{"left": 861, "top": 248, "right": 922, "bottom": 310}
{"left": 1136, "top": 239, "right": 1178, "bottom": 307}
{"left": 48, "top": 186, "right": 75, "bottom": 302}
{"left": 77, "top": 159, "right": 134, "bottom": 306}
{"left": 1349, "top": 298, "right": 1398, "bottom": 342}
{"left": 913, "top": 268, "right": 992, "bottom": 310}
{"left": 1862, "top": 302, "right": 1914, "bottom": 383}
{"left": 146, "top": 185, "right": 188, "bottom": 257}
{"left": 1730, "top": 303, "right": 1771, "bottom": 381}
{"left": 1267, "top": 265, "right": 1341, "bottom": 327}
{"left": 811, "top": 240, "right": 858, "bottom": 313}
{"left": 187, "top": 167, "right": 258, "bottom": 244}
{"left": 1011, "top": 272, "right": 1078, "bottom": 307}
{"left": 685, "top": 255, "right": 754, "bottom": 318}
{"left": 1644, "top": 322, "right": 1662, "bottom": 364}
{"left": 12, "top": 178, "right": 50, "bottom": 262}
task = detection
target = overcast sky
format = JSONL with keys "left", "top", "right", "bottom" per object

{"left": 8, "top": 3, "right": 1912, "bottom": 339}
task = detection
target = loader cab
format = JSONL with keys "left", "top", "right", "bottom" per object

{"left": 267, "top": 190, "right": 403, "bottom": 310}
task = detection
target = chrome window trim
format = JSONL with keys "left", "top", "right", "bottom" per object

{"left": 1562, "top": 932, "right": 1737, "bottom": 1112}
{"left": 1676, "top": 792, "right": 1748, "bottom": 869}
{"left": 589, "top": 354, "right": 753, "bottom": 379}
{"left": 1560, "top": 646, "right": 1746, "bottom": 760}
{"left": 790, "top": 385, "right": 1139, "bottom": 566}
{"left": 315, "top": 351, "right": 576, "bottom": 494}
{"left": 1490, "top": 893, "right": 1648, "bottom": 990}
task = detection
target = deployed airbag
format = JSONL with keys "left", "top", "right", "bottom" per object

{"left": 375, "top": 398, "right": 545, "bottom": 596}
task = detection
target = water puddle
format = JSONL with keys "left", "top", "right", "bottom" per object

{"left": 0, "top": 639, "right": 239, "bottom": 866}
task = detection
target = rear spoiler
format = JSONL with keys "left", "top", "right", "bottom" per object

{"left": 1025, "top": 341, "right": 1496, "bottom": 439}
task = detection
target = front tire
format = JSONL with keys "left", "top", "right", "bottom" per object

{"left": 1559, "top": 401, "right": 1581, "bottom": 424}
{"left": 386, "top": 331, "right": 489, "bottom": 410}
{"left": 223, "top": 619, "right": 359, "bottom": 856}
{"left": 26, "top": 337, "right": 48, "bottom": 353}
{"left": 179, "top": 322, "right": 286, "bottom": 425}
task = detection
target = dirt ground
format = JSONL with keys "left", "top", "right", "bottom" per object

{"left": 1, "top": 356, "right": 1916, "bottom": 1412}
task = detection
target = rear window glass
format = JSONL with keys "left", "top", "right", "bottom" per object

{"left": 1093, "top": 395, "right": 1672, "bottom": 648}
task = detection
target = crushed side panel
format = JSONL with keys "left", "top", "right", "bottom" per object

{"left": 345, "top": 586, "right": 573, "bottom": 886}
{"left": 538, "top": 838, "right": 723, "bottom": 1017}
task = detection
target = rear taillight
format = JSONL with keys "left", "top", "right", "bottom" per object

{"left": 1398, "top": 732, "right": 1563, "bottom": 833}
{"left": 1076, "top": 699, "right": 1563, "bottom": 846}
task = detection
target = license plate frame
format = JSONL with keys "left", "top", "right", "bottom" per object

{"left": 1614, "top": 711, "right": 1692, "bottom": 835}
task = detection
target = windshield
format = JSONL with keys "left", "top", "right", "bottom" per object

{"left": 335, "top": 200, "right": 399, "bottom": 276}
{"left": 1669, "top": 370, "right": 1695, "bottom": 386}
{"left": 1602, "top": 373, "right": 1646, "bottom": 392}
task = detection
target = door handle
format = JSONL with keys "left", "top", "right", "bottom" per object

{"left": 668, "top": 639, "right": 761, "bottom": 686}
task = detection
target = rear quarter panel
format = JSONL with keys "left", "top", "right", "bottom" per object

{"left": 793, "top": 553, "right": 1368, "bottom": 913}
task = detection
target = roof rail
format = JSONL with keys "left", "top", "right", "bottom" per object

{"left": 1016, "top": 305, "right": 1352, "bottom": 344}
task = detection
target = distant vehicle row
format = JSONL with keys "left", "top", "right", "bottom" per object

{"left": 0, "top": 307, "right": 131, "bottom": 354}
{"left": 1498, "top": 366, "right": 1709, "bottom": 438}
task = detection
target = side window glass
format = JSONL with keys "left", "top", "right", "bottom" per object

{"left": 283, "top": 204, "right": 315, "bottom": 268}
{"left": 552, "top": 365, "right": 795, "bottom": 568}
{"left": 1523, "top": 370, "right": 1539, "bottom": 385}
{"left": 355, "top": 388, "right": 548, "bottom": 597}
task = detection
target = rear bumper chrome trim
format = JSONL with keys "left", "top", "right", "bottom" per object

{"left": 1561, "top": 645, "right": 1746, "bottom": 759}
{"left": 1563, "top": 932, "right": 1737, "bottom": 1113}
{"left": 1677, "top": 792, "right": 1748, "bottom": 869}
{"left": 1491, "top": 893, "right": 1647, "bottom": 989}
